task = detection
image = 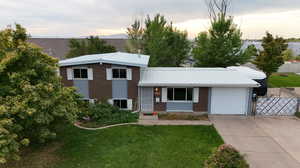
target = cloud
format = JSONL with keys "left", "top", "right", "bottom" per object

{"left": 0, "top": 0, "right": 299, "bottom": 38}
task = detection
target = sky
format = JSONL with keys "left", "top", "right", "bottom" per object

{"left": 1, "top": 0, "right": 300, "bottom": 39}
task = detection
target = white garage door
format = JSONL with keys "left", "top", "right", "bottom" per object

{"left": 210, "top": 88, "right": 249, "bottom": 115}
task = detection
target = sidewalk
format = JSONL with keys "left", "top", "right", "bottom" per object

{"left": 138, "top": 114, "right": 212, "bottom": 126}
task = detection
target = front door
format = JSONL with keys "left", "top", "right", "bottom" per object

{"left": 141, "top": 87, "right": 153, "bottom": 113}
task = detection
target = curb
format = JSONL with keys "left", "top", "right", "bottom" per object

{"left": 74, "top": 122, "right": 138, "bottom": 130}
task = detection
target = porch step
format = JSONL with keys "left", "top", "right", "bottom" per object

{"left": 139, "top": 113, "right": 158, "bottom": 120}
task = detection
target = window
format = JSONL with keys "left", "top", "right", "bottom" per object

{"left": 112, "top": 69, "right": 127, "bottom": 79}
{"left": 73, "top": 68, "right": 88, "bottom": 79}
{"left": 113, "top": 99, "right": 128, "bottom": 109}
{"left": 167, "top": 88, "right": 193, "bottom": 101}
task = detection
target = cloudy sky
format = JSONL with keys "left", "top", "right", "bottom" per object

{"left": 1, "top": 0, "right": 300, "bottom": 39}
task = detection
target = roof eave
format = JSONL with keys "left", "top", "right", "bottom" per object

{"left": 138, "top": 83, "right": 260, "bottom": 88}
{"left": 59, "top": 60, "right": 148, "bottom": 67}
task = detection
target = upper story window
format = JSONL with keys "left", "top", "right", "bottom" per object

{"left": 112, "top": 69, "right": 127, "bottom": 79}
{"left": 167, "top": 88, "right": 193, "bottom": 101}
{"left": 73, "top": 68, "right": 88, "bottom": 79}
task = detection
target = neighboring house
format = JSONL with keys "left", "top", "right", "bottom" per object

{"left": 59, "top": 52, "right": 263, "bottom": 115}
{"left": 28, "top": 38, "right": 128, "bottom": 60}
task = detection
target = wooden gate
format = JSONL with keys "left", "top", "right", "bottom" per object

{"left": 255, "top": 97, "right": 299, "bottom": 116}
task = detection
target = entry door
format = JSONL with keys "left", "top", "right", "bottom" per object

{"left": 141, "top": 87, "right": 153, "bottom": 112}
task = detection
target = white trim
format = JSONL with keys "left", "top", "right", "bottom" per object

{"left": 193, "top": 88, "right": 199, "bottom": 103}
{"left": 67, "top": 68, "right": 73, "bottom": 80}
{"left": 161, "top": 88, "right": 167, "bottom": 102}
{"left": 127, "top": 99, "right": 133, "bottom": 110}
{"left": 111, "top": 68, "right": 128, "bottom": 80}
{"left": 127, "top": 69, "right": 132, "bottom": 80}
{"left": 167, "top": 88, "right": 193, "bottom": 102}
{"left": 167, "top": 100, "right": 193, "bottom": 103}
{"left": 72, "top": 67, "right": 89, "bottom": 80}
{"left": 88, "top": 68, "right": 93, "bottom": 80}
{"left": 106, "top": 68, "right": 112, "bottom": 80}
{"left": 111, "top": 98, "right": 131, "bottom": 110}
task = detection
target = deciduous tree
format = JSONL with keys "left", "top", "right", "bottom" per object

{"left": 0, "top": 24, "right": 83, "bottom": 163}
{"left": 192, "top": 0, "right": 251, "bottom": 67}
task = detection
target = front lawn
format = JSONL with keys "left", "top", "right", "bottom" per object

{"left": 268, "top": 73, "right": 300, "bottom": 88}
{"left": 2, "top": 125, "right": 223, "bottom": 168}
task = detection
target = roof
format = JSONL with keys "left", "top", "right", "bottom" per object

{"left": 28, "top": 38, "right": 128, "bottom": 60}
{"left": 227, "top": 66, "right": 266, "bottom": 80}
{"left": 59, "top": 52, "right": 150, "bottom": 67}
{"left": 139, "top": 67, "right": 260, "bottom": 87}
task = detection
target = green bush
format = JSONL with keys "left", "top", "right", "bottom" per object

{"left": 205, "top": 144, "right": 249, "bottom": 168}
{"left": 82, "top": 102, "right": 138, "bottom": 127}
{"left": 295, "top": 112, "right": 300, "bottom": 118}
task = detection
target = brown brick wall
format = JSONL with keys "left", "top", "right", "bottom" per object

{"left": 88, "top": 64, "right": 112, "bottom": 101}
{"left": 193, "top": 88, "right": 209, "bottom": 112}
{"left": 151, "top": 87, "right": 209, "bottom": 112}
{"left": 59, "top": 63, "right": 140, "bottom": 108}
{"left": 59, "top": 66, "right": 73, "bottom": 87}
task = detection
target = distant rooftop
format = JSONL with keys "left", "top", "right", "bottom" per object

{"left": 28, "top": 38, "right": 128, "bottom": 60}
{"left": 59, "top": 52, "right": 150, "bottom": 67}
{"left": 139, "top": 67, "right": 260, "bottom": 87}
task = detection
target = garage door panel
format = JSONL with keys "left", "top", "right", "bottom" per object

{"left": 211, "top": 88, "right": 248, "bottom": 115}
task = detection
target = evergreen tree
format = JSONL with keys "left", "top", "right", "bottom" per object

{"left": 66, "top": 36, "right": 116, "bottom": 58}
{"left": 253, "top": 32, "right": 288, "bottom": 77}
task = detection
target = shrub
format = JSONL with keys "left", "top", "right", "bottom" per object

{"left": 205, "top": 144, "right": 249, "bottom": 168}
{"left": 295, "top": 112, "right": 300, "bottom": 118}
{"left": 81, "top": 102, "right": 138, "bottom": 127}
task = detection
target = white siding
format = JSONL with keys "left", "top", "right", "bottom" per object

{"left": 210, "top": 88, "right": 249, "bottom": 115}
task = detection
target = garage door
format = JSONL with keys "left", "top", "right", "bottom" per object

{"left": 210, "top": 88, "right": 249, "bottom": 115}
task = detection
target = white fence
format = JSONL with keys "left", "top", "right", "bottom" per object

{"left": 256, "top": 97, "right": 299, "bottom": 116}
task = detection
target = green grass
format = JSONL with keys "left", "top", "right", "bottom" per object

{"left": 2, "top": 125, "right": 223, "bottom": 168}
{"left": 268, "top": 73, "right": 300, "bottom": 88}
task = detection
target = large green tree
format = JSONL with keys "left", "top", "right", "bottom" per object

{"left": 126, "top": 14, "right": 191, "bottom": 67}
{"left": 0, "top": 25, "right": 83, "bottom": 163}
{"left": 253, "top": 32, "right": 288, "bottom": 77}
{"left": 66, "top": 36, "right": 116, "bottom": 58}
{"left": 192, "top": 0, "right": 251, "bottom": 67}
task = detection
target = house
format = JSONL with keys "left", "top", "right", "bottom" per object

{"left": 59, "top": 52, "right": 262, "bottom": 115}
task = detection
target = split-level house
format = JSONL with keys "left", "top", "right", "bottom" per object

{"left": 59, "top": 52, "right": 265, "bottom": 115}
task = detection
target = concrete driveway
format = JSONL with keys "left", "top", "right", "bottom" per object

{"left": 210, "top": 116, "right": 300, "bottom": 168}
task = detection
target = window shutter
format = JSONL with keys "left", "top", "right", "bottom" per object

{"left": 67, "top": 68, "right": 73, "bottom": 80}
{"left": 127, "top": 69, "right": 132, "bottom": 80}
{"left": 127, "top": 99, "right": 133, "bottom": 110}
{"left": 162, "top": 88, "right": 167, "bottom": 102}
{"left": 106, "top": 68, "right": 112, "bottom": 80}
{"left": 107, "top": 99, "right": 113, "bottom": 105}
{"left": 88, "top": 68, "right": 93, "bottom": 80}
{"left": 193, "top": 88, "right": 199, "bottom": 103}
